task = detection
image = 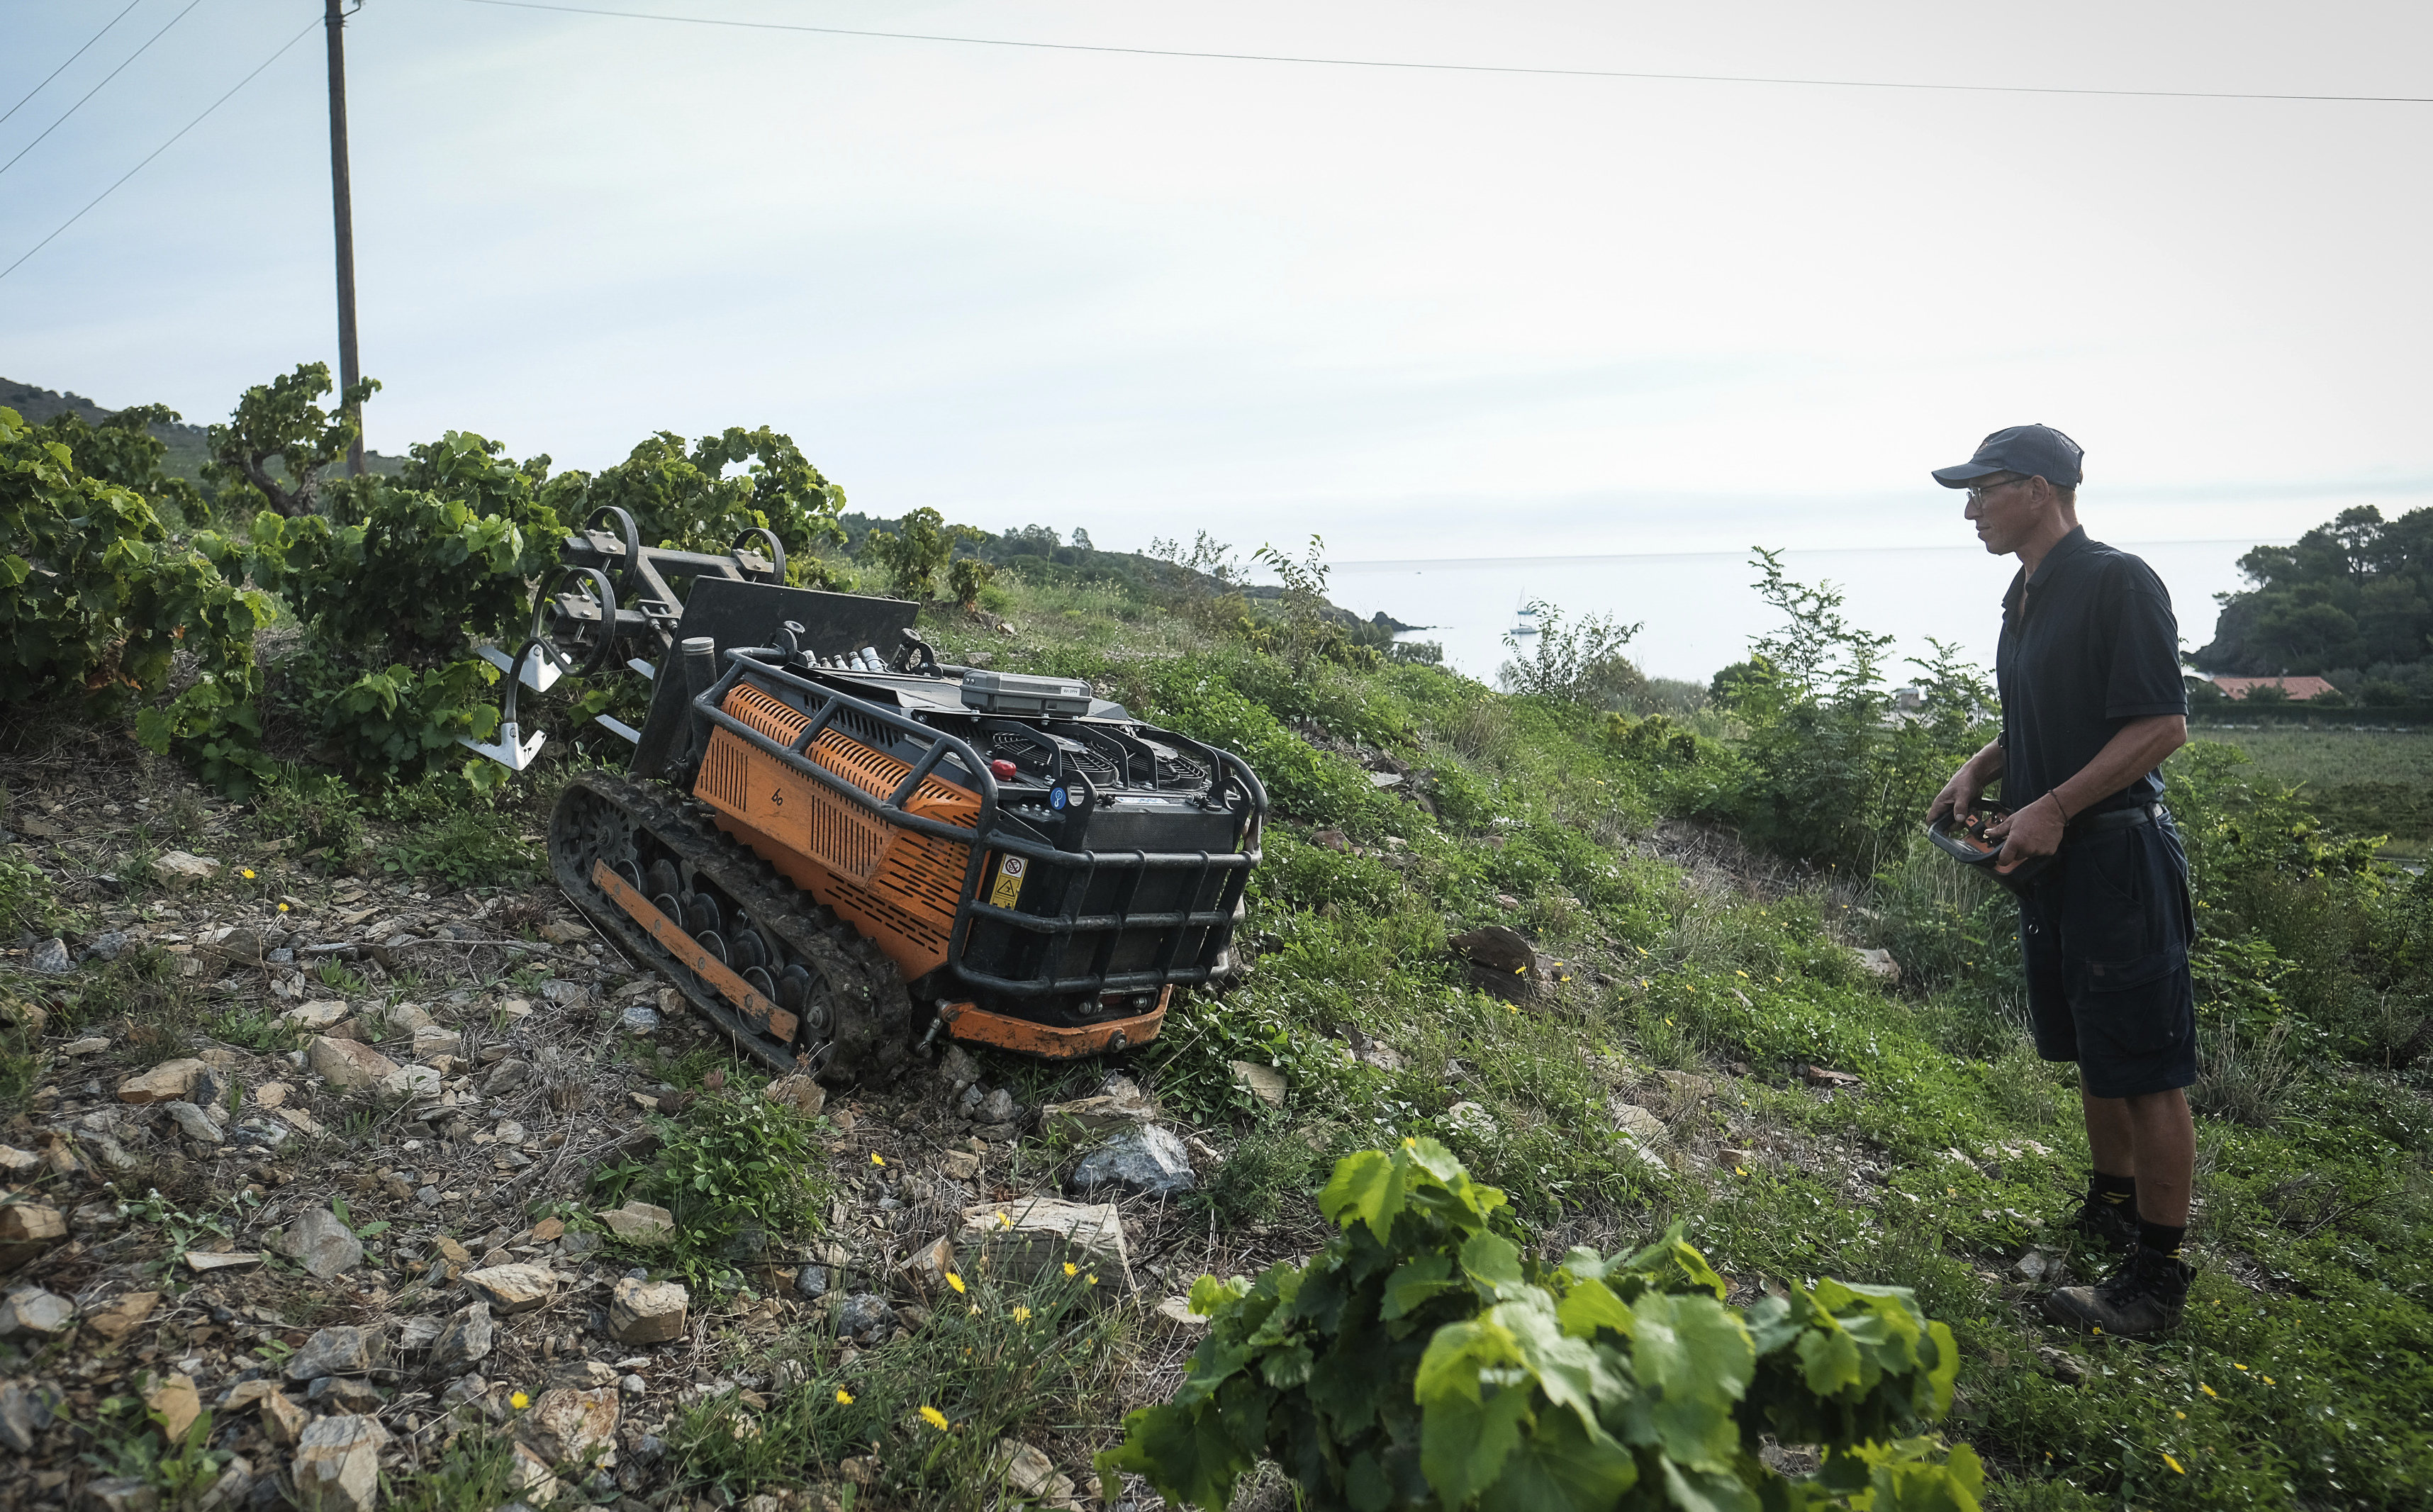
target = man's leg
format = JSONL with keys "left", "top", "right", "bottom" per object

{"left": 2076, "top": 1088, "right": 2140, "bottom": 1250}
{"left": 2082, "top": 1088, "right": 2137, "bottom": 1179}
{"left": 2122, "top": 1087, "right": 2195, "bottom": 1231}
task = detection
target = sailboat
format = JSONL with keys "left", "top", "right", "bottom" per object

{"left": 1508, "top": 603, "right": 1540, "bottom": 637}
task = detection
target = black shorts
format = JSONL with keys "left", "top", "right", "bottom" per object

{"left": 2018, "top": 812, "right": 2198, "bottom": 1099}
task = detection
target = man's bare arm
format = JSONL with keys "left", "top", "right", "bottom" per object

{"left": 1926, "top": 738, "right": 2006, "bottom": 824}
{"left": 1989, "top": 715, "right": 2188, "bottom": 864}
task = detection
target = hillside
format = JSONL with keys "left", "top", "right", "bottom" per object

{"left": 4, "top": 533, "right": 2430, "bottom": 1509}
{"left": 0, "top": 375, "right": 406, "bottom": 489}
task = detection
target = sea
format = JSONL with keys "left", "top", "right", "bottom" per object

{"left": 1325, "top": 539, "right": 2269, "bottom": 690}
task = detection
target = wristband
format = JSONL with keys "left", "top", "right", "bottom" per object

{"left": 2045, "top": 791, "right": 2072, "bottom": 824}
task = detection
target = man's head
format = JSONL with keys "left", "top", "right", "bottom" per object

{"left": 1933, "top": 424, "right": 2083, "bottom": 557}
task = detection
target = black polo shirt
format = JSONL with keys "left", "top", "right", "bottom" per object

{"left": 1995, "top": 527, "right": 2187, "bottom": 815}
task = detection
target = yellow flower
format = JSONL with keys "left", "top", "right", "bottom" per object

{"left": 241, "top": 869, "right": 255, "bottom": 879}
{"left": 1063, "top": 1262, "right": 1078, "bottom": 1277}
{"left": 278, "top": 902, "right": 289, "bottom": 912}
{"left": 946, "top": 1273, "right": 966, "bottom": 1294}
{"left": 919, "top": 1405, "right": 949, "bottom": 1432}
{"left": 2175, "top": 1411, "right": 2186, "bottom": 1420}
{"left": 1085, "top": 1274, "right": 1098, "bottom": 1286}
{"left": 1012, "top": 1306, "right": 1031, "bottom": 1323}
{"left": 510, "top": 1391, "right": 530, "bottom": 1410}
{"left": 997, "top": 1211, "right": 1013, "bottom": 1229}
{"left": 1734, "top": 1167, "right": 1747, "bottom": 1177}
{"left": 2261, "top": 1375, "right": 2276, "bottom": 1385}
{"left": 871, "top": 1153, "right": 885, "bottom": 1166}
{"left": 2233, "top": 1363, "right": 2249, "bottom": 1371}
{"left": 2199, "top": 1383, "right": 2217, "bottom": 1397}
{"left": 1734, "top": 970, "right": 1747, "bottom": 979}
{"left": 835, "top": 1388, "right": 854, "bottom": 1404}
{"left": 2163, "top": 1453, "right": 2186, "bottom": 1475}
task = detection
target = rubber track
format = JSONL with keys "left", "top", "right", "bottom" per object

{"left": 550, "top": 771, "right": 914, "bottom": 1081}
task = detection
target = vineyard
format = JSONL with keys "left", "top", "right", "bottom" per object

{"left": 4, "top": 369, "right": 2432, "bottom": 1511}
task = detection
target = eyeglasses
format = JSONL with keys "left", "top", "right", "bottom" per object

{"left": 1965, "top": 476, "right": 2034, "bottom": 504}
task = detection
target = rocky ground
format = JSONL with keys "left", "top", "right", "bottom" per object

{"left": 0, "top": 736, "right": 1347, "bottom": 1512}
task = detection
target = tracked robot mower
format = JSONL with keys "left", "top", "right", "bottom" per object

{"left": 468, "top": 510, "right": 1265, "bottom": 1081}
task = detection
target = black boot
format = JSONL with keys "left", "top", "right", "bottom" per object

{"left": 2059, "top": 1194, "right": 2140, "bottom": 1255}
{"left": 2042, "top": 1245, "right": 2194, "bottom": 1338}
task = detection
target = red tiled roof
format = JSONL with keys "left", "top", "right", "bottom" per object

{"left": 2210, "top": 676, "right": 2340, "bottom": 700}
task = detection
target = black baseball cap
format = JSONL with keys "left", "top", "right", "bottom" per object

{"left": 1931, "top": 424, "right": 2084, "bottom": 488}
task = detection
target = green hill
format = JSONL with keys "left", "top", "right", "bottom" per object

{"left": 0, "top": 374, "right": 406, "bottom": 490}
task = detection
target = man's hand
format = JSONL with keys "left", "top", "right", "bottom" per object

{"left": 1987, "top": 793, "right": 2065, "bottom": 869}
{"left": 1927, "top": 764, "right": 1987, "bottom": 827}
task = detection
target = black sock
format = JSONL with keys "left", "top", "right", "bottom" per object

{"left": 2137, "top": 1219, "right": 2186, "bottom": 1258}
{"left": 2088, "top": 1170, "right": 2136, "bottom": 1209}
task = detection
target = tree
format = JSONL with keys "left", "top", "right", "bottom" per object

{"left": 862, "top": 507, "right": 983, "bottom": 599}
{"left": 1497, "top": 599, "right": 1645, "bottom": 705}
{"left": 30, "top": 403, "right": 206, "bottom": 525}
{"left": 2198, "top": 505, "right": 2433, "bottom": 675}
{"left": 203, "top": 362, "right": 381, "bottom": 517}
{"left": 544, "top": 425, "right": 848, "bottom": 583}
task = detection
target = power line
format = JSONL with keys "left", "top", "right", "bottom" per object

{"left": 0, "top": 18, "right": 320, "bottom": 285}
{"left": 462, "top": 0, "right": 2433, "bottom": 105}
{"left": 0, "top": 0, "right": 147, "bottom": 129}
{"left": 0, "top": 0, "right": 209, "bottom": 181}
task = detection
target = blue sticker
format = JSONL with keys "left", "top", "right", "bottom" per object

{"left": 1049, "top": 787, "right": 1068, "bottom": 810}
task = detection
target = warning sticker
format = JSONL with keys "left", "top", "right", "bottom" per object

{"left": 988, "top": 853, "right": 1027, "bottom": 909}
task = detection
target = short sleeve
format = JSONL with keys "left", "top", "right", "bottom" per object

{"left": 2103, "top": 559, "right": 2187, "bottom": 721}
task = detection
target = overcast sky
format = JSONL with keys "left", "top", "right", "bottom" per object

{"left": 6, "top": 0, "right": 2429, "bottom": 566}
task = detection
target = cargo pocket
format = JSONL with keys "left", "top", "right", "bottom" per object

{"left": 2073, "top": 947, "right": 2190, "bottom": 1054}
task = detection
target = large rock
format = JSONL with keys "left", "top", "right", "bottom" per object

{"left": 1609, "top": 1101, "right": 1669, "bottom": 1149}
{"left": 988, "top": 1439, "right": 1078, "bottom": 1505}
{"left": 284, "top": 1001, "right": 350, "bottom": 1031}
{"left": 286, "top": 1326, "right": 376, "bottom": 1382}
{"left": 1040, "top": 1086, "right": 1156, "bottom": 1140}
{"left": 259, "top": 1389, "right": 310, "bottom": 1446}
{"left": 281, "top": 1208, "right": 364, "bottom": 1279}
{"left": 425, "top": 1299, "right": 495, "bottom": 1376}
{"left": 81, "top": 1478, "right": 158, "bottom": 1512}
{"left": 764, "top": 1073, "right": 826, "bottom": 1118}
{"left": 1448, "top": 924, "right": 1555, "bottom": 1002}
{"left": 377, "top": 1064, "right": 442, "bottom": 1099}
{"left": 608, "top": 1277, "right": 688, "bottom": 1345}
{"left": 154, "top": 851, "right": 221, "bottom": 890}
{"left": 307, "top": 1036, "right": 399, "bottom": 1091}
{"left": 0, "top": 1287, "right": 74, "bottom": 1337}
{"left": 832, "top": 1293, "right": 894, "bottom": 1343}
{"left": 522, "top": 1386, "right": 620, "bottom": 1468}
{"left": 466, "top": 1264, "right": 558, "bottom": 1314}
{"left": 412, "top": 1026, "right": 464, "bottom": 1063}
{"left": 82, "top": 1291, "right": 160, "bottom": 1343}
{"left": 143, "top": 1373, "right": 202, "bottom": 1441}
{"left": 117, "top": 1058, "right": 209, "bottom": 1104}
{"left": 956, "top": 1197, "right": 1134, "bottom": 1291}
{"left": 28, "top": 938, "right": 69, "bottom": 974}
{"left": 0, "top": 1381, "right": 62, "bottom": 1453}
{"left": 1228, "top": 1060, "right": 1287, "bottom": 1108}
{"left": 0, "top": 1204, "right": 69, "bottom": 1273}
{"left": 162, "top": 1102, "right": 223, "bottom": 1145}
{"left": 598, "top": 1202, "right": 675, "bottom": 1245}
{"left": 1068, "top": 1126, "right": 1196, "bottom": 1198}
{"left": 291, "top": 1415, "right": 389, "bottom": 1512}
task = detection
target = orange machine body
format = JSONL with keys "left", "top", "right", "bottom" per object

{"left": 694, "top": 681, "right": 978, "bottom": 981}
{"left": 689, "top": 684, "right": 1170, "bottom": 1058}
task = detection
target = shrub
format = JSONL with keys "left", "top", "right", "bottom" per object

{"left": 1100, "top": 1138, "right": 1979, "bottom": 1512}
{"left": 1499, "top": 600, "right": 1645, "bottom": 706}
{"left": 591, "top": 1089, "right": 832, "bottom": 1286}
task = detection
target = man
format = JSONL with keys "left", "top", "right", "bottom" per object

{"left": 1924, "top": 424, "right": 2199, "bottom": 1338}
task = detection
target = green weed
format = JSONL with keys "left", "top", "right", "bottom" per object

{"left": 590, "top": 1087, "right": 832, "bottom": 1287}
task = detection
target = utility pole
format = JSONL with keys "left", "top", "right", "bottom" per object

{"left": 325, "top": 0, "right": 364, "bottom": 476}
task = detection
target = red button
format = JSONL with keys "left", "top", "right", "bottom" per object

{"left": 989, "top": 759, "right": 1019, "bottom": 780}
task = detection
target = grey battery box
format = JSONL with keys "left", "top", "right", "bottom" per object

{"left": 959, "top": 669, "right": 1095, "bottom": 717}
